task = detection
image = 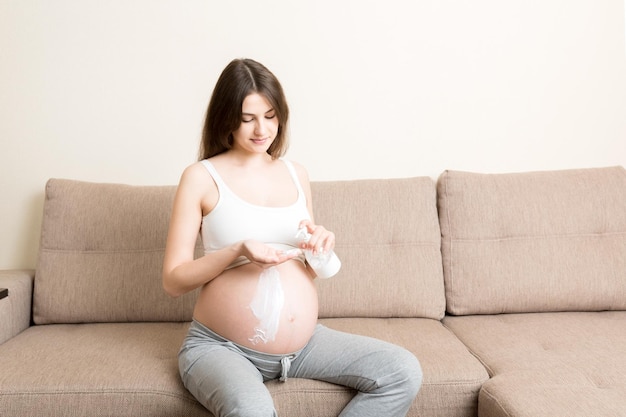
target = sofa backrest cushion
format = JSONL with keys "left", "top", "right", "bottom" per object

{"left": 33, "top": 179, "right": 201, "bottom": 324}
{"left": 34, "top": 175, "right": 445, "bottom": 324}
{"left": 437, "top": 166, "right": 626, "bottom": 315}
{"left": 313, "top": 177, "right": 445, "bottom": 319}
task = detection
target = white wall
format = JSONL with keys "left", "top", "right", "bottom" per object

{"left": 1, "top": 0, "right": 625, "bottom": 269}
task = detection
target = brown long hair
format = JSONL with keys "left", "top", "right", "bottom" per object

{"left": 198, "top": 59, "right": 290, "bottom": 160}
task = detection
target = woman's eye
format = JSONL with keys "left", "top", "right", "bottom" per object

{"left": 242, "top": 118, "right": 253, "bottom": 123}
{"left": 265, "top": 114, "right": 276, "bottom": 120}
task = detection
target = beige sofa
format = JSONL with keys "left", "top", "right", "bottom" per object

{"left": 1, "top": 165, "right": 625, "bottom": 417}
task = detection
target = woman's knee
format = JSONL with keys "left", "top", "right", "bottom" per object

{"left": 401, "top": 349, "right": 423, "bottom": 396}
{"left": 383, "top": 346, "right": 423, "bottom": 396}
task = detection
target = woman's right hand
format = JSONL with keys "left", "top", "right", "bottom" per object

{"left": 240, "top": 240, "right": 301, "bottom": 268}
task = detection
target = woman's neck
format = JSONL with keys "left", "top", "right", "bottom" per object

{"left": 222, "top": 149, "right": 273, "bottom": 166}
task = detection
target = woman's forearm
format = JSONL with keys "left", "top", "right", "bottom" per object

{"left": 163, "top": 242, "right": 243, "bottom": 298}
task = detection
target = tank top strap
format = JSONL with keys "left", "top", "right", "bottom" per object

{"left": 281, "top": 159, "right": 306, "bottom": 199}
{"left": 200, "top": 159, "right": 228, "bottom": 191}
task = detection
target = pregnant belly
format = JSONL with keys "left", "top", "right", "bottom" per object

{"left": 193, "top": 260, "right": 319, "bottom": 354}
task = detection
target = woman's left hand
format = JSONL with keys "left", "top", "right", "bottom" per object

{"left": 298, "top": 220, "right": 335, "bottom": 255}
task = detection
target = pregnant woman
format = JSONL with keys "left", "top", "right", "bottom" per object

{"left": 163, "top": 58, "right": 422, "bottom": 417}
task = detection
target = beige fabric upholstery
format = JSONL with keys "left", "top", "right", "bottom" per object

{"left": 320, "top": 318, "right": 488, "bottom": 417}
{"left": 0, "top": 270, "right": 33, "bottom": 344}
{"left": 0, "top": 318, "right": 487, "bottom": 417}
{"left": 34, "top": 179, "right": 201, "bottom": 324}
{"left": 0, "top": 322, "right": 210, "bottom": 417}
{"left": 312, "top": 178, "right": 445, "bottom": 319}
{"left": 437, "top": 166, "right": 626, "bottom": 315}
{"left": 12, "top": 166, "right": 622, "bottom": 417}
{"left": 444, "top": 312, "right": 626, "bottom": 417}
{"left": 6, "top": 175, "right": 457, "bottom": 417}
{"left": 34, "top": 176, "right": 446, "bottom": 324}
{"left": 479, "top": 373, "right": 626, "bottom": 417}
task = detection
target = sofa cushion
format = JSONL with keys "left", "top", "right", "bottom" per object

{"left": 34, "top": 179, "right": 201, "bottom": 324}
{"left": 479, "top": 373, "right": 626, "bottom": 417}
{"left": 313, "top": 177, "right": 445, "bottom": 319}
{"left": 437, "top": 166, "right": 626, "bottom": 315}
{"left": 0, "top": 323, "right": 210, "bottom": 417}
{"left": 444, "top": 312, "right": 626, "bottom": 417}
{"left": 0, "top": 318, "right": 488, "bottom": 417}
{"left": 319, "top": 318, "right": 489, "bottom": 417}
{"left": 34, "top": 175, "right": 446, "bottom": 324}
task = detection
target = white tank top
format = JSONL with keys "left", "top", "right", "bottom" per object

{"left": 200, "top": 159, "right": 310, "bottom": 269}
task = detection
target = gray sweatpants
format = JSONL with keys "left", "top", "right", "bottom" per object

{"left": 179, "top": 320, "right": 422, "bottom": 417}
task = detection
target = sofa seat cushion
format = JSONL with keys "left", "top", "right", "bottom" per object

{"left": 0, "top": 318, "right": 488, "bottom": 417}
{"left": 318, "top": 318, "right": 489, "bottom": 417}
{"left": 444, "top": 312, "right": 626, "bottom": 417}
{"left": 479, "top": 372, "right": 626, "bottom": 417}
{"left": 0, "top": 322, "right": 210, "bottom": 417}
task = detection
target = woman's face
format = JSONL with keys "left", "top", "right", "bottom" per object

{"left": 231, "top": 93, "right": 279, "bottom": 155}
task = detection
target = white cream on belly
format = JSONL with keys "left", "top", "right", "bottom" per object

{"left": 192, "top": 260, "right": 319, "bottom": 354}
{"left": 248, "top": 266, "right": 285, "bottom": 345}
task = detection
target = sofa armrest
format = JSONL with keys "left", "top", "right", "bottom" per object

{"left": 0, "top": 269, "right": 34, "bottom": 345}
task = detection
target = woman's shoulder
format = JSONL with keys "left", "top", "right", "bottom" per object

{"left": 283, "top": 159, "right": 309, "bottom": 178}
{"left": 283, "top": 159, "right": 311, "bottom": 191}
{"left": 176, "top": 161, "right": 219, "bottom": 214}
{"left": 177, "top": 161, "right": 215, "bottom": 192}
{"left": 181, "top": 160, "right": 210, "bottom": 180}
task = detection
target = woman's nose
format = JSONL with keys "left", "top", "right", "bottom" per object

{"left": 254, "top": 119, "right": 268, "bottom": 136}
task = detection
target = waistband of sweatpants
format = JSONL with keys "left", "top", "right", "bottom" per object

{"left": 189, "top": 319, "right": 304, "bottom": 361}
